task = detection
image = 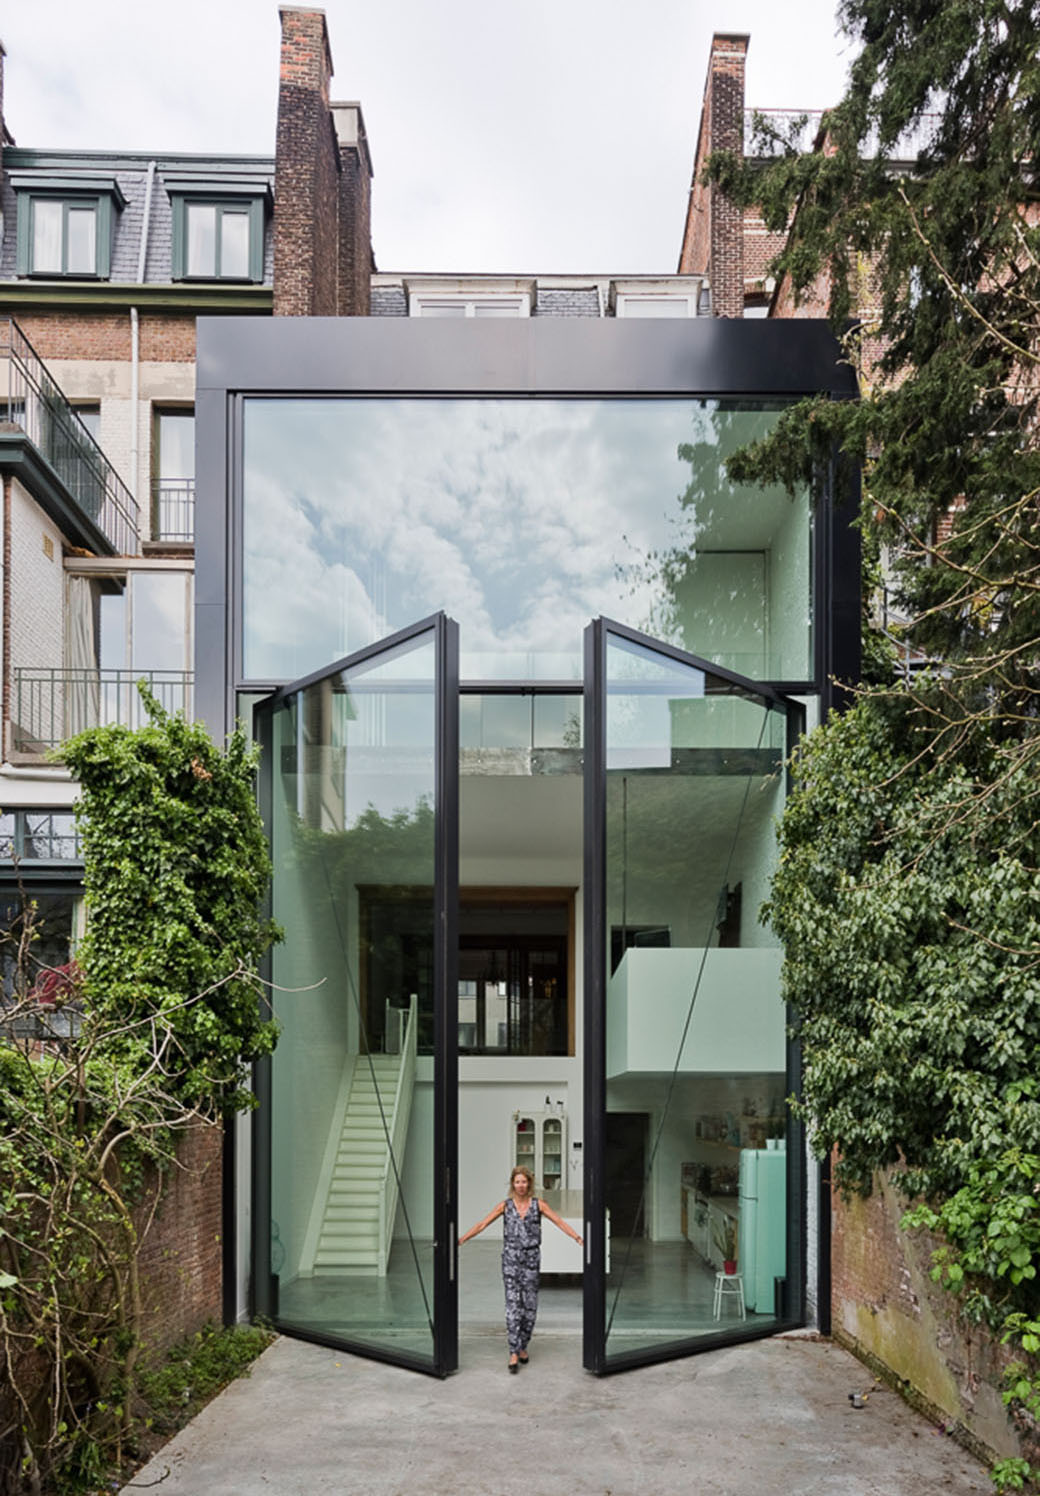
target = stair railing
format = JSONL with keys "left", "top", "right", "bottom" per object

{"left": 377, "top": 994, "right": 417, "bottom": 1276}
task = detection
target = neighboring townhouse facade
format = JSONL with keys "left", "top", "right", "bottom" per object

{"left": 0, "top": 9, "right": 864, "bottom": 1384}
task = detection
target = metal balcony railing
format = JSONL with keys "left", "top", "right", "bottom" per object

{"left": 0, "top": 318, "right": 140, "bottom": 555}
{"left": 744, "top": 108, "right": 941, "bottom": 161}
{"left": 152, "top": 477, "right": 196, "bottom": 543}
{"left": 11, "top": 667, "right": 193, "bottom": 755}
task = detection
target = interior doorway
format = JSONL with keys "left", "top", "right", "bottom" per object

{"left": 455, "top": 688, "right": 585, "bottom": 1350}
{"left": 604, "top": 1113, "right": 649, "bottom": 1238}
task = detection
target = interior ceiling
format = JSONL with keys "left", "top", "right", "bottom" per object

{"left": 458, "top": 769, "right": 778, "bottom": 864}
{"left": 460, "top": 773, "right": 582, "bottom": 861}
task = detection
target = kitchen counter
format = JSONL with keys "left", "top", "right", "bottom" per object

{"left": 540, "top": 1190, "right": 610, "bottom": 1273}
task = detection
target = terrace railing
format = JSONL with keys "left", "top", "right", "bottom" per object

{"left": 744, "top": 108, "right": 941, "bottom": 161}
{"left": 11, "top": 667, "right": 193, "bottom": 756}
{"left": 0, "top": 318, "right": 140, "bottom": 555}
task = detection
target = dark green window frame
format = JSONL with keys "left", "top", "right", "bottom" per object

{"left": 14, "top": 178, "right": 124, "bottom": 279}
{"left": 169, "top": 192, "right": 266, "bottom": 283}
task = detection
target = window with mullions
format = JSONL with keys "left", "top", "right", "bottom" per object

{"left": 14, "top": 179, "right": 124, "bottom": 279}
{"left": 152, "top": 408, "right": 195, "bottom": 542}
{"left": 170, "top": 196, "right": 265, "bottom": 282}
{"left": 0, "top": 811, "right": 80, "bottom": 862}
{"left": 458, "top": 937, "right": 567, "bottom": 1055}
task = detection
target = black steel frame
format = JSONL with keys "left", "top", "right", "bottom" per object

{"left": 582, "top": 616, "right": 807, "bottom": 1373}
{"left": 251, "top": 612, "right": 459, "bottom": 1378}
{"left": 193, "top": 314, "right": 861, "bottom": 1374}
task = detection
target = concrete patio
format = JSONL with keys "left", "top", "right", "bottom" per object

{"left": 121, "top": 1330, "right": 992, "bottom": 1495}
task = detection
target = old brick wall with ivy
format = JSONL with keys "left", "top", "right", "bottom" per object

{"left": 831, "top": 1171, "right": 1036, "bottom": 1468}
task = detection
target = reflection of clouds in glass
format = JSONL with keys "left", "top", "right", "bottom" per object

{"left": 242, "top": 398, "right": 790, "bottom": 680}
{"left": 132, "top": 573, "right": 189, "bottom": 671}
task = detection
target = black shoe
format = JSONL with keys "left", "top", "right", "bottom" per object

{"left": 518, "top": 1353, "right": 529, "bottom": 1366}
{"left": 509, "top": 1358, "right": 519, "bottom": 1374}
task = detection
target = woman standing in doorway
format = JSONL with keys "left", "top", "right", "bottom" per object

{"left": 459, "top": 1165, "right": 583, "bottom": 1372}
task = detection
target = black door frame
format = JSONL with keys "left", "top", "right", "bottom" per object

{"left": 582, "top": 615, "right": 806, "bottom": 1374}
{"left": 251, "top": 612, "right": 459, "bottom": 1377}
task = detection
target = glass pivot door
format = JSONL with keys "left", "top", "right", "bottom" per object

{"left": 582, "top": 618, "right": 803, "bottom": 1373}
{"left": 254, "top": 614, "right": 459, "bottom": 1376}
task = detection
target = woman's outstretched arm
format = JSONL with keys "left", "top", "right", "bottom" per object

{"left": 458, "top": 1199, "right": 506, "bottom": 1244}
{"left": 538, "top": 1199, "right": 583, "bottom": 1245}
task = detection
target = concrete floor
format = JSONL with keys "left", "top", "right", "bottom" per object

{"left": 122, "top": 1330, "right": 992, "bottom": 1496}
{"left": 274, "top": 1239, "right": 778, "bottom": 1364}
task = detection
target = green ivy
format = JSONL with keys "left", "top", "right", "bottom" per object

{"left": 62, "top": 685, "right": 280, "bottom": 1111}
{"left": 1, "top": 686, "right": 281, "bottom": 1494}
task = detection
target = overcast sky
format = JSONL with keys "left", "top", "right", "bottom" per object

{"left": 1, "top": 1, "right": 856, "bottom": 274}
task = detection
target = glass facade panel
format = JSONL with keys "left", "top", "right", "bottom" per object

{"left": 458, "top": 693, "right": 582, "bottom": 753}
{"left": 132, "top": 572, "right": 189, "bottom": 673}
{"left": 600, "top": 628, "right": 790, "bottom": 1362}
{"left": 263, "top": 627, "right": 439, "bottom": 1365}
{"left": 242, "top": 399, "right": 811, "bottom": 685}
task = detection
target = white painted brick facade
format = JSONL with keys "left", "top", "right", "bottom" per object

{"left": 9, "top": 480, "right": 67, "bottom": 754}
{"left": 43, "top": 358, "right": 195, "bottom": 529}
{"left": 10, "top": 480, "right": 64, "bottom": 674}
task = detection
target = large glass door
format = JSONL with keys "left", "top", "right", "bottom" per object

{"left": 254, "top": 614, "right": 459, "bottom": 1376}
{"left": 583, "top": 618, "right": 803, "bottom": 1372}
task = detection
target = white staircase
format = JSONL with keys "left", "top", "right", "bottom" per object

{"left": 304, "top": 997, "right": 417, "bottom": 1278}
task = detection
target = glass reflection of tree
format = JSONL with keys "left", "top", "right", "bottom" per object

{"left": 624, "top": 402, "right": 792, "bottom": 672}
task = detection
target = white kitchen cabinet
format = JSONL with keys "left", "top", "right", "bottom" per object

{"left": 512, "top": 1109, "right": 566, "bottom": 1193}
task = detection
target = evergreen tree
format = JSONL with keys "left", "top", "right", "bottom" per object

{"left": 714, "top": 0, "right": 1040, "bottom": 735}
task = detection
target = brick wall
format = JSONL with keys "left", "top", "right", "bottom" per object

{"left": 135, "top": 1122, "right": 224, "bottom": 1361}
{"left": 274, "top": 8, "right": 340, "bottom": 316}
{"left": 831, "top": 1170, "right": 1036, "bottom": 1468}
{"left": 336, "top": 109, "right": 373, "bottom": 316}
{"left": 678, "top": 34, "right": 747, "bottom": 317}
{"left": 708, "top": 37, "right": 747, "bottom": 318}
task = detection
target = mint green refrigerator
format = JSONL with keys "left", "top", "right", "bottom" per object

{"left": 738, "top": 1147, "right": 787, "bottom": 1313}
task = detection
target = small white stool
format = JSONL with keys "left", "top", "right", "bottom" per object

{"left": 712, "top": 1270, "right": 745, "bottom": 1320}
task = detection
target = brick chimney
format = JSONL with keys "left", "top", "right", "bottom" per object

{"left": 333, "top": 103, "right": 373, "bottom": 316}
{"left": 678, "top": 33, "right": 748, "bottom": 318}
{"left": 274, "top": 8, "right": 373, "bottom": 316}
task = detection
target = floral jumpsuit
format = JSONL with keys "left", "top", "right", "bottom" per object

{"left": 502, "top": 1196, "right": 541, "bottom": 1355}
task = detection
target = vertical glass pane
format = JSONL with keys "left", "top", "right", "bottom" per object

{"left": 131, "top": 572, "right": 188, "bottom": 673}
{"left": 219, "top": 210, "right": 250, "bottom": 278}
{"left": 157, "top": 411, "right": 196, "bottom": 481}
{"left": 266, "top": 628, "right": 438, "bottom": 1366}
{"left": 66, "top": 207, "right": 96, "bottom": 274}
{"left": 602, "top": 630, "right": 790, "bottom": 1362}
{"left": 32, "top": 199, "right": 63, "bottom": 272}
{"left": 0, "top": 889, "right": 78, "bottom": 1007}
{"left": 242, "top": 399, "right": 811, "bottom": 686}
{"left": 186, "top": 203, "right": 216, "bottom": 276}
{"left": 75, "top": 406, "right": 101, "bottom": 441}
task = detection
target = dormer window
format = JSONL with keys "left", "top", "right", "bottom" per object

{"left": 411, "top": 295, "right": 530, "bottom": 318}
{"left": 185, "top": 202, "right": 251, "bottom": 279}
{"left": 406, "top": 280, "right": 533, "bottom": 318}
{"left": 166, "top": 177, "right": 269, "bottom": 283}
{"left": 12, "top": 174, "right": 126, "bottom": 279}
{"left": 611, "top": 278, "right": 709, "bottom": 319}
